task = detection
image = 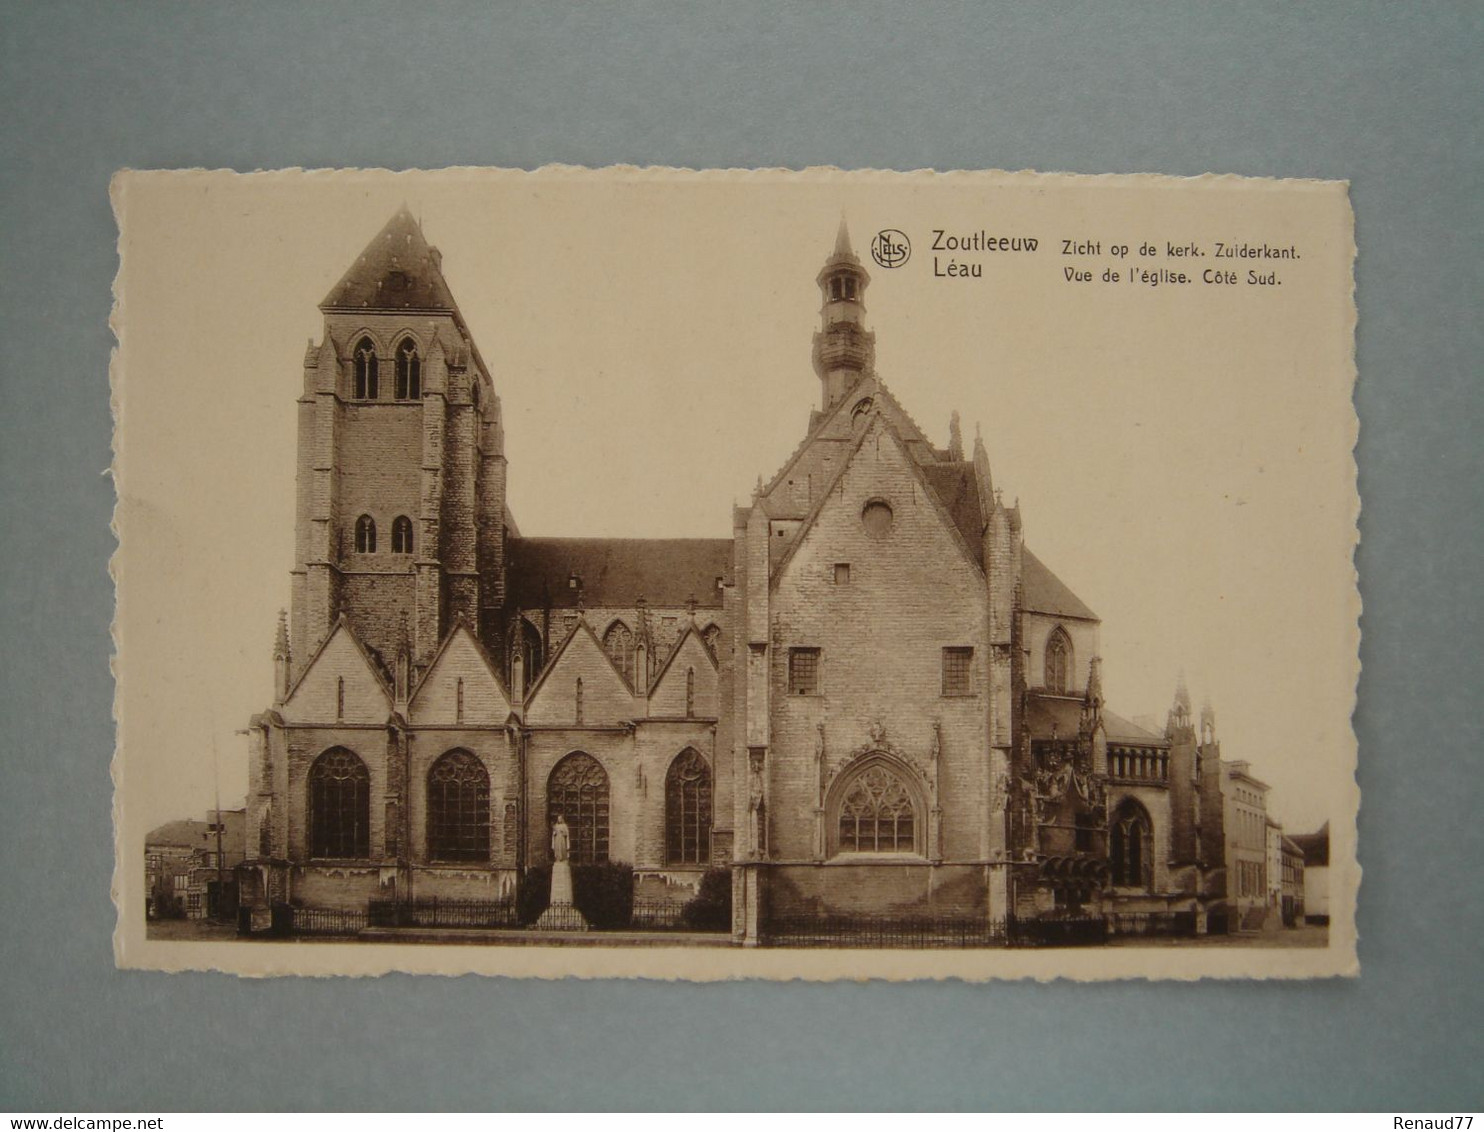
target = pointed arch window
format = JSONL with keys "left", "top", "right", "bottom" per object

{"left": 1045, "top": 627, "right": 1073, "bottom": 694}
{"left": 427, "top": 749, "right": 490, "bottom": 862}
{"left": 395, "top": 337, "right": 421, "bottom": 400}
{"left": 547, "top": 753, "right": 609, "bottom": 864}
{"left": 354, "top": 514, "right": 376, "bottom": 554}
{"left": 353, "top": 337, "right": 378, "bottom": 399}
{"left": 513, "top": 618, "right": 543, "bottom": 686}
{"left": 391, "top": 515, "right": 414, "bottom": 554}
{"left": 833, "top": 761, "right": 919, "bottom": 855}
{"left": 602, "top": 620, "right": 636, "bottom": 685}
{"left": 1110, "top": 799, "right": 1153, "bottom": 888}
{"left": 665, "top": 748, "right": 712, "bottom": 865}
{"left": 308, "top": 747, "right": 370, "bottom": 859}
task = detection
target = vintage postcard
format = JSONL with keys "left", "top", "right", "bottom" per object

{"left": 111, "top": 166, "right": 1358, "bottom": 979}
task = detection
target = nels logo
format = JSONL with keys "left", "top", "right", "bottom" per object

{"left": 871, "top": 229, "right": 911, "bottom": 269}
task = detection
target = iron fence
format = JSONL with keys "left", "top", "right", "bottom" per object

{"left": 367, "top": 897, "right": 520, "bottom": 929}
{"left": 1107, "top": 910, "right": 1197, "bottom": 937}
{"left": 285, "top": 905, "right": 368, "bottom": 936}
{"left": 625, "top": 900, "right": 693, "bottom": 931}
{"left": 764, "top": 913, "right": 1114, "bottom": 948}
{"left": 765, "top": 914, "right": 1008, "bottom": 948}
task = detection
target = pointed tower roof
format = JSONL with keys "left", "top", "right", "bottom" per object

{"left": 1174, "top": 672, "right": 1191, "bottom": 711}
{"left": 321, "top": 206, "right": 458, "bottom": 312}
{"left": 272, "top": 609, "right": 290, "bottom": 660}
{"left": 832, "top": 217, "right": 856, "bottom": 261}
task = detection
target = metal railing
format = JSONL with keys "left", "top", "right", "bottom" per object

{"left": 765, "top": 915, "right": 1008, "bottom": 949}
{"left": 1107, "top": 910, "right": 1196, "bottom": 937}
{"left": 367, "top": 897, "right": 520, "bottom": 929}
{"left": 285, "top": 905, "right": 368, "bottom": 936}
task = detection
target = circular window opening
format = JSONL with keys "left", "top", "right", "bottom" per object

{"left": 861, "top": 499, "right": 894, "bottom": 539}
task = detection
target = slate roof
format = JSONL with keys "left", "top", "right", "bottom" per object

{"left": 321, "top": 206, "right": 459, "bottom": 312}
{"left": 507, "top": 537, "right": 732, "bottom": 611}
{"left": 1026, "top": 694, "right": 1170, "bottom": 748}
{"left": 1022, "top": 546, "right": 1098, "bottom": 621}
{"left": 145, "top": 820, "right": 213, "bottom": 849}
{"left": 920, "top": 462, "right": 985, "bottom": 568}
{"left": 1102, "top": 709, "right": 1169, "bottom": 747}
{"left": 1290, "top": 821, "right": 1330, "bottom": 867}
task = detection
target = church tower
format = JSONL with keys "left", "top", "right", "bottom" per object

{"left": 290, "top": 207, "right": 508, "bottom": 680}
{"left": 811, "top": 220, "right": 876, "bottom": 410}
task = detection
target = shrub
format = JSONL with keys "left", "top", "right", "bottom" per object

{"left": 681, "top": 867, "right": 732, "bottom": 931}
{"left": 517, "top": 864, "right": 552, "bottom": 925}
{"left": 572, "top": 861, "right": 635, "bottom": 929}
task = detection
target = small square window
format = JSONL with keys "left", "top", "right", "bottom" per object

{"left": 942, "top": 647, "right": 973, "bottom": 696}
{"left": 789, "top": 648, "right": 820, "bottom": 695}
{"left": 833, "top": 562, "right": 850, "bottom": 584}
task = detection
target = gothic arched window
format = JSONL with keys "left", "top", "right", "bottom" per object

{"left": 1110, "top": 799, "right": 1153, "bottom": 888}
{"left": 512, "top": 618, "right": 543, "bottom": 686}
{"left": 354, "top": 514, "right": 376, "bottom": 553}
{"left": 602, "top": 620, "right": 635, "bottom": 685}
{"left": 665, "top": 748, "right": 712, "bottom": 865}
{"left": 308, "top": 747, "right": 370, "bottom": 859}
{"left": 833, "top": 761, "right": 919, "bottom": 855}
{"left": 1045, "top": 627, "right": 1073, "bottom": 694}
{"left": 353, "top": 337, "right": 378, "bottom": 399}
{"left": 391, "top": 515, "right": 414, "bottom": 554}
{"left": 395, "top": 337, "right": 421, "bottom": 400}
{"left": 427, "top": 749, "right": 490, "bottom": 863}
{"left": 547, "top": 752, "right": 609, "bottom": 864}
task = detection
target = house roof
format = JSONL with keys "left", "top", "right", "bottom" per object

{"left": 507, "top": 537, "right": 732, "bottom": 612}
{"left": 1022, "top": 547, "right": 1098, "bottom": 621}
{"left": 1290, "top": 821, "right": 1330, "bottom": 866}
{"left": 146, "top": 820, "right": 213, "bottom": 849}
{"left": 321, "top": 206, "right": 459, "bottom": 312}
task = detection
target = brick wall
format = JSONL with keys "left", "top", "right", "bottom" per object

{"left": 767, "top": 420, "right": 993, "bottom": 864}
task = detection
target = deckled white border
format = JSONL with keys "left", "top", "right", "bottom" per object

{"left": 110, "top": 165, "right": 1360, "bottom": 981}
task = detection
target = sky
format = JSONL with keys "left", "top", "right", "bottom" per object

{"left": 113, "top": 168, "right": 1357, "bottom": 838}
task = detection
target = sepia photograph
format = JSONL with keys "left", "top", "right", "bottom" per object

{"left": 112, "top": 166, "right": 1358, "bottom": 980}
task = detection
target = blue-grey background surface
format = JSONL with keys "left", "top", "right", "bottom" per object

{"left": 1, "top": 1, "right": 1479, "bottom": 1112}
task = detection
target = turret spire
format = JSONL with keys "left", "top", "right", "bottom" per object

{"left": 812, "top": 218, "right": 875, "bottom": 410}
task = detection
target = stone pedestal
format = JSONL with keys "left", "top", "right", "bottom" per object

{"left": 534, "top": 860, "right": 588, "bottom": 930}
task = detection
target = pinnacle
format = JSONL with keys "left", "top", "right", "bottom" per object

{"left": 833, "top": 216, "right": 853, "bottom": 258}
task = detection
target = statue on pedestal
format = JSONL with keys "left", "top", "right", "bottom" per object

{"left": 534, "top": 814, "right": 588, "bottom": 931}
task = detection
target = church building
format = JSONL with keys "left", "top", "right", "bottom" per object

{"left": 241, "top": 209, "right": 1203, "bottom": 942}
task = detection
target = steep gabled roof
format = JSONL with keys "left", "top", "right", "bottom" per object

{"left": 1022, "top": 547, "right": 1098, "bottom": 621}
{"left": 647, "top": 620, "right": 718, "bottom": 695}
{"left": 506, "top": 538, "right": 731, "bottom": 611}
{"left": 523, "top": 616, "right": 636, "bottom": 703}
{"left": 283, "top": 614, "right": 393, "bottom": 703}
{"left": 321, "top": 206, "right": 459, "bottom": 312}
{"left": 408, "top": 618, "right": 510, "bottom": 708}
{"left": 920, "top": 461, "right": 986, "bottom": 568}
{"left": 770, "top": 407, "right": 985, "bottom": 583}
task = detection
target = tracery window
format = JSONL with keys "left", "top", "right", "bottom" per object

{"left": 308, "top": 747, "right": 370, "bottom": 859}
{"left": 1110, "top": 799, "right": 1152, "bottom": 888}
{"left": 835, "top": 762, "right": 918, "bottom": 854}
{"left": 354, "top": 514, "right": 376, "bottom": 553}
{"left": 602, "top": 621, "right": 635, "bottom": 685}
{"left": 1045, "top": 627, "right": 1072, "bottom": 694}
{"left": 665, "top": 748, "right": 712, "bottom": 865}
{"left": 394, "top": 337, "right": 421, "bottom": 400}
{"left": 547, "top": 752, "right": 609, "bottom": 864}
{"left": 353, "top": 337, "right": 378, "bottom": 399}
{"left": 391, "top": 515, "right": 414, "bottom": 554}
{"left": 427, "top": 749, "right": 490, "bottom": 862}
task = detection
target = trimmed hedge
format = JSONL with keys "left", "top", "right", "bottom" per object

{"left": 681, "top": 867, "right": 732, "bottom": 931}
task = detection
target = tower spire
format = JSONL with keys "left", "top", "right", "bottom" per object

{"left": 811, "top": 218, "right": 875, "bottom": 410}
